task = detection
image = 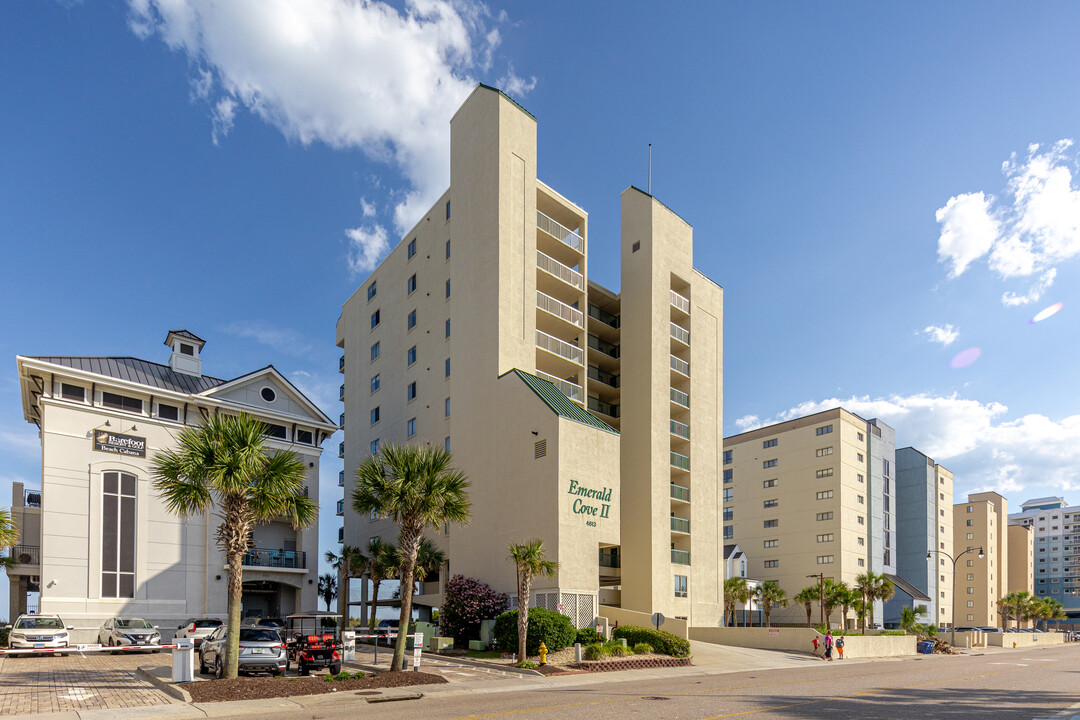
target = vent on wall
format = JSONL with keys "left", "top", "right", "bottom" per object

{"left": 534, "top": 439, "right": 547, "bottom": 459}
{"left": 632, "top": 241, "right": 641, "bottom": 253}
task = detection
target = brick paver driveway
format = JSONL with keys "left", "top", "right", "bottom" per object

{"left": 0, "top": 650, "right": 175, "bottom": 715}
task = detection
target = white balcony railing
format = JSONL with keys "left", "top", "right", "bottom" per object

{"left": 670, "top": 322, "right": 690, "bottom": 345}
{"left": 536, "top": 370, "right": 584, "bottom": 403}
{"left": 670, "top": 387, "right": 690, "bottom": 408}
{"left": 670, "top": 419, "right": 690, "bottom": 440}
{"left": 537, "top": 250, "right": 584, "bottom": 291}
{"left": 537, "top": 210, "right": 583, "bottom": 252}
{"left": 670, "top": 451, "right": 690, "bottom": 471}
{"left": 536, "top": 329, "right": 584, "bottom": 366}
{"left": 537, "top": 291, "right": 584, "bottom": 329}
{"left": 670, "top": 354, "right": 689, "bottom": 376}
{"left": 670, "top": 290, "right": 690, "bottom": 314}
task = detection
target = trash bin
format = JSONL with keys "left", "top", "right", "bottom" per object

{"left": 917, "top": 640, "right": 934, "bottom": 654}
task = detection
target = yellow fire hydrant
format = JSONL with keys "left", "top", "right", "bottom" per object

{"left": 538, "top": 641, "right": 548, "bottom": 665}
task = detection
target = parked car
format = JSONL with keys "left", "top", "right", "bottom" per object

{"left": 174, "top": 618, "right": 224, "bottom": 647}
{"left": 7, "top": 614, "right": 72, "bottom": 654}
{"left": 374, "top": 619, "right": 399, "bottom": 637}
{"left": 98, "top": 617, "right": 162, "bottom": 651}
{"left": 954, "top": 626, "right": 979, "bottom": 632}
{"left": 241, "top": 617, "right": 285, "bottom": 634}
{"left": 978, "top": 626, "right": 1004, "bottom": 633}
{"left": 199, "top": 626, "right": 286, "bottom": 677}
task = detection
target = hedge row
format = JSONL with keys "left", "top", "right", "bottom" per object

{"left": 611, "top": 625, "right": 690, "bottom": 657}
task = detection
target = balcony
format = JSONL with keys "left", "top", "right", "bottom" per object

{"left": 339, "top": 412, "right": 345, "bottom": 428}
{"left": 588, "top": 303, "right": 620, "bottom": 329}
{"left": 670, "top": 354, "right": 689, "bottom": 376}
{"left": 339, "top": 355, "right": 345, "bottom": 373}
{"left": 537, "top": 290, "right": 584, "bottom": 329}
{"left": 598, "top": 551, "right": 621, "bottom": 568}
{"left": 670, "top": 517, "right": 691, "bottom": 534}
{"left": 537, "top": 209, "right": 583, "bottom": 253}
{"left": 670, "top": 322, "right": 690, "bottom": 346}
{"left": 670, "top": 290, "right": 690, "bottom": 315}
{"left": 670, "top": 419, "right": 690, "bottom": 440}
{"left": 537, "top": 370, "right": 584, "bottom": 403}
{"left": 670, "top": 451, "right": 690, "bottom": 472}
{"left": 670, "top": 387, "right": 690, "bottom": 408}
{"left": 336, "top": 499, "right": 344, "bottom": 516}
{"left": 338, "top": 441, "right": 345, "bottom": 458}
{"left": 536, "top": 329, "right": 584, "bottom": 366}
{"left": 5, "top": 545, "right": 40, "bottom": 566}
{"left": 588, "top": 334, "right": 620, "bottom": 359}
{"left": 339, "top": 384, "right": 345, "bottom": 401}
{"left": 337, "top": 527, "right": 344, "bottom": 543}
{"left": 536, "top": 250, "right": 584, "bottom": 291}
{"left": 23, "top": 489, "right": 41, "bottom": 508}
{"left": 587, "top": 365, "right": 620, "bottom": 388}
{"left": 670, "top": 483, "right": 690, "bottom": 503}
{"left": 242, "top": 548, "right": 306, "bottom": 569}
{"left": 671, "top": 549, "right": 691, "bottom": 565}
{"left": 588, "top": 396, "right": 620, "bottom": 419}
{"left": 338, "top": 470, "right": 345, "bottom": 487}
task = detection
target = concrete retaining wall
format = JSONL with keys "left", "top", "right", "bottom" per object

{"left": 599, "top": 605, "right": 688, "bottom": 639}
{"left": 987, "top": 632, "right": 1065, "bottom": 648}
{"left": 688, "top": 627, "right": 916, "bottom": 658}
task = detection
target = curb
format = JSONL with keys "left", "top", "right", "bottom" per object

{"left": 136, "top": 667, "right": 192, "bottom": 704}
{"left": 426, "top": 654, "right": 544, "bottom": 676}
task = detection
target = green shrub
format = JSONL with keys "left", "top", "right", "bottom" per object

{"left": 322, "top": 673, "right": 335, "bottom": 682}
{"left": 576, "top": 626, "right": 601, "bottom": 645}
{"left": 517, "top": 660, "right": 537, "bottom": 669}
{"left": 881, "top": 630, "right": 907, "bottom": 636}
{"left": 632, "top": 643, "right": 653, "bottom": 655}
{"left": 492, "top": 607, "right": 576, "bottom": 656}
{"left": 582, "top": 642, "right": 608, "bottom": 661}
{"left": 605, "top": 642, "right": 632, "bottom": 657}
{"left": 611, "top": 625, "right": 690, "bottom": 657}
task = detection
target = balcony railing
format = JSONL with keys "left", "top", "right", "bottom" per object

{"left": 537, "top": 370, "right": 584, "bottom": 403}
{"left": 670, "top": 451, "right": 690, "bottom": 471}
{"left": 670, "top": 354, "right": 689, "bottom": 376}
{"left": 339, "top": 384, "right": 345, "bottom": 401}
{"left": 242, "top": 548, "right": 306, "bottom": 569}
{"left": 536, "top": 330, "right": 584, "bottom": 365}
{"left": 588, "top": 365, "right": 620, "bottom": 388}
{"left": 536, "top": 250, "right": 584, "bottom": 291}
{"left": 670, "top": 290, "right": 690, "bottom": 314}
{"left": 338, "top": 470, "right": 345, "bottom": 487}
{"left": 670, "top": 517, "right": 691, "bottom": 534}
{"left": 670, "top": 483, "right": 690, "bottom": 502}
{"left": 537, "top": 291, "right": 584, "bottom": 328}
{"left": 671, "top": 549, "right": 691, "bottom": 565}
{"left": 336, "top": 499, "right": 344, "bottom": 516}
{"left": 339, "top": 412, "right": 345, "bottom": 428}
{"left": 670, "top": 322, "right": 690, "bottom": 345}
{"left": 588, "top": 303, "right": 620, "bottom": 329}
{"left": 339, "top": 441, "right": 345, "bottom": 458}
{"left": 598, "top": 551, "right": 621, "bottom": 569}
{"left": 6, "top": 545, "right": 40, "bottom": 565}
{"left": 337, "top": 527, "right": 344, "bottom": 543}
{"left": 23, "top": 489, "right": 41, "bottom": 508}
{"left": 537, "top": 210, "right": 583, "bottom": 252}
{"left": 670, "top": 387, "right": 690, "bottom": 408}
{"left": 588, "top": 334, "right": 620, "bottom": 359}
{"left": 588, "top": 396, "right": 620, "bottom": 418}
{"left": 339, "top": 355, "right": 345, "bottom": 373}
{"left": 670, "top": 419, "right": 690, "bottom": 440}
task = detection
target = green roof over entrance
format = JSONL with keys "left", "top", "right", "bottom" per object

{"left": 501, "top": 369, "right": 619, "bottom": 435}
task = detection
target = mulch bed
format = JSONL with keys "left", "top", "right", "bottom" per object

{"left": 567, "top": 657, "right": 692, "bottom": 673}
{"left": 183, "top": 672, "right": 447, "bottom": 703}
{"left": 535, "top": 664, "right": 585, "bottom": 676}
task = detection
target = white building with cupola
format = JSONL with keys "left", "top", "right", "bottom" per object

{"left": 12, "top": 331, "right": 337, "bottom": 640}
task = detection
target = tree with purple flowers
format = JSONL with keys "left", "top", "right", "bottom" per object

{"left": 440, "top": 574, "right": 510, "bottom": 646}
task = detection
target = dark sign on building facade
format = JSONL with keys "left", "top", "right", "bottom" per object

{"left": 93, "top": 430, "right": 147, "bottom": 458}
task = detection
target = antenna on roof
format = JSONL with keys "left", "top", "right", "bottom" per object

{"left": 648, "top": 144, "right": 652, "bottom": 195}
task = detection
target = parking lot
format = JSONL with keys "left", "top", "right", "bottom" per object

{"left": 0, "top": 650, "right": 176, "bottom": 716}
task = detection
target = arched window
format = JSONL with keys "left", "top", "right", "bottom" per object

{"left": 102, "top": 471, "right": 136, "bottom": 598}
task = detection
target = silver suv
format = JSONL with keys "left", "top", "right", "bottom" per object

{"left": 199, "top": 626, "right": 286, "bottom": 677}
{"left": 7, "top": 615, "right": 72, "bottom": 654}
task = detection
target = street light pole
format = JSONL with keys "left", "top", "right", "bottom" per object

{"left": 807, "top": 573, "right": 825, "bottom": 628}
{"left": 928, "top": 546, "right": 985, "bottom": 647}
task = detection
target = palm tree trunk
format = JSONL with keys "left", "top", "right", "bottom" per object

{"left": 517, "top": 568, "right": 529, "bottom": 662}
{"left": 340, "top": 572, "right": 350, "bottom": 633}
{"left": 226, "top": 547, "right": 243, "bottom": 679}
{"left": 369, "top": 577, "right": 382, "bottom": 636}
{"left": 764, "top": 606, "right": 771, "bottom": 629}
{"left": 391, "top": 524, "right": 422, "bottom": 672}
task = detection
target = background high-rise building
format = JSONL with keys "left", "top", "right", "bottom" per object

{"left": 1009, "top": 497, "right": 1080, "bottom": 620}
{"left": 952, "top": 492, "right": 1008, "bottom": 627}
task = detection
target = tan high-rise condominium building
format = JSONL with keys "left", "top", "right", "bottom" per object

{"left": 336, "top": 84, "right": 724, "bottom": 627}
{"left": 1007, "top": 524, "right": 1035, "bottom": 600}
{"left": 953, "top": 492, "right": 1008, "bottom": 627}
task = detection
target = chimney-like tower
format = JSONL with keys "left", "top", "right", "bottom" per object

{"left": 164, "top": 330, "right": 206, "bottom": 377}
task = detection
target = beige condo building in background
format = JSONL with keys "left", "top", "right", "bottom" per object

{"left": 336, "top": 84, "right": 724, "bottom": 628}
{"left": 1007, "top": 523, "right": 1035, "bottom": 600}
{"left": 952, "top": 491, "right": 1008, "bottom": 627}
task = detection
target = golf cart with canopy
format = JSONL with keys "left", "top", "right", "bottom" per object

{"left": 283, "top": 611, "right": 342, "bottom": 676}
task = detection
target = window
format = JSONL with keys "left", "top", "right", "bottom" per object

{"left": 158, "top": 403, "right": 179, "bottom": 422}
{"left": 61, "top": 383, "right": 85, "bottom": 402}
{"left": 370, "top": 342, "right": 380, "bottom": 362}
{"left": 856, "top": 453, "right": 864, "bottom": 462}
{"left": 371, "top": 309, "right": 381, "bottom": 329}
{"left": 967, "top": 587, "right": 974, "bottom": 594}
{"left": 408, "top": 238, "right": 416, "bottom": 259}
{"left": 816, "top": 490, "right": 834, "bottom": 500}
{"left": 858, "top": 558, "right": 865, "bottom": 567}
{"left": 967, "top": 519, "right": 973, "bottom": 526}
{"left": 857, "top": 537, "right": 865, "bottom": 546}
{"left": 723, "top": 507, "right": 733, "bottom": 521}
{"left": 723, "top": 526, "right": 733, "bottom": 539}
{"left": 407, "top": 382, "right": 417, "bottom": 401}
{"left": 857, "top": 431, "right": 864, "bottom": 441}
{"left": 967, "top": 505, "right": 974, "bottom": 513}
{"left": 445, "top": 200, "right": 450, "bottom": 220}
{"left": 816, "top": 447, "right": 833, "bottom": 457}
{"left": 445, "top": 240, "right": 451, "bottom": 259}
{"left": 370, "top": 440, "right": 380, "bottom": 455}
{"left": 763, "top": 479, "right": 777, "bottom": 488}
{"left": 102, "top": 471, "right": 136, "bottom": 598}
{"left": 857, "top": 516, "right": 864, "bottom": 525}
{"left": 371, "top": 374, "right": 381, "bottom": 393}
{"left": 816, "top": 512, "right": 833, "bottom": 521}
{"left": 295, "top": 429, "right": 313, "bottom": 445}
{"left": 408, "top": 346, "right": 417, "bottom": 365}
{"left": 857, "top": 495, "right": 864, "bottom": 504}
{"left": 763, "top": 438, "right": 777, "bottom": 449}
{"left": 408, "top": 309, "right": 417, "bottom": 330}
{"left": 816, "top": 425, "right": 833, "bottom": 436}
{"left": 723, "top": 469, "right": 733, "bottom": 482}
{"left": 763, "top": 459, "right": 778, "bottom": 469}
{"left": 940, "top": 509, "right": 945, "bottom": 517}
{"left": 102, "top": 391, "right": 143, "bottom": 414}
{"left": 966, "top": 533, "right": 974, "bottom": 540}
{"left": 763, "top": 499, "right": 778, "bottom": 508}
{"left": 966, "top": 559, "right": 973, "bottom": 567}
{"left": 764, "top": 539, "right": 778, "bottom": 548}
{"left": 764, "top": 519, "right": 778, "bottom": 528}
{"left": 445, "top": 319, "right": 451, "bottom": 338}
{"left": 722, "top": 488, "right": 733, "bottom": 502}
{"left": 445, "top": 436, "right": 451, "bottom": 452}
{"left": 444, "top": 397, "right": 450, "bottom": 417}
{"left": 445, "top": 358, "right": 451, "bottom": 378}
{"left": 816, "top": 468, "right": 833, "bottom": 478}
{"left": 723, "top": 450, "right": 733, "bottom": 465}
{"left": 883, "top": 459, "right": 890, "bottom": 476}
{"left": 857, "top": 474, "right": 864, "bottom": 483}
{"left": 967, "top": 573, "right": 974, "bottom": 581}
{"left": 817, "top": 533, "right": 834, "bottom": 543}
{"left": 445, "top": 279, "right": 451, "bottom": 299}
{"left": 407, "top": 418, "right": 417, "bottom": 437}
{"left": 370, "top": 407, "right": 380, "bottom": 425}
{"left": 816, "top": 555, "right": 834, "bottom": 565}
{"left": 367, "top": 281, "right": 377, "bottom": 301}
{"left": 764, "top": 560, "right": 779, "bottom": 569}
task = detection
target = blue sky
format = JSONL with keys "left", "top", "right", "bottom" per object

{"left": 3, "top": 1, "right": 1080, "bottom": 617}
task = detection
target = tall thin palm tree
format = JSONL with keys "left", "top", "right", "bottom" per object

{"left": 325, "top": 544, "right": 367, "bottom": 631}
{"left": 151, "top": 413, "right": 315, "bottom": 679}
{"left": 364, "top": 538, "right": 397, "bottom": 636}
{"left": 508, "top": 539, "right": 559, "bottom": 663}
{"left": 318, "top": 573, "right": 338, "bottom": 611}
{"left": 794, "top": 587, "right": 817, "bottom": 628}
{"left": 353, "top": 443, "right": 471, "bottom": 672}
{"left": 855, "top": 573, "right": 875, "bottom": 632}
{"left": 755, "top": 581, "right": 788, "bottom": 628}
{"left": 822, "top": 578, "right": 845, "bottom": 628}
{"left": 836, "top": 583, "right": 857, "bottom": 631}
{"left": 724, "top": 577, "right": 751, "bottom": 626}
{"left": 413, "top": 537, "right": 447, "bottom": 590}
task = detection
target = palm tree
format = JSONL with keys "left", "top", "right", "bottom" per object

{"left": 0, "top": 507, "right": 19, "bottom": 568}
{"left": 854, "top": 598, "right": 868, "bottom": 631}
{"left": 855, "top": 573, "right": 875, "bottom": 632}
{"left": 836, "top": 583, "right": 857, "bottom": 631}
{"left": 318, "top": 573, "right": 338, "bottom": 611}
{"left": 151, "top": 413, "right": 315, "bottom": 679}
{"left": 794, "top": 587, "right": 817, "bottom": 628}
{"left": 822, "top": 578, "right": 846, "bottom": 628}
{"left": 1041, "top": 598, "right": 1067, "bottom": 631}
{"left": 755, "top": 581, "right": 787, "bottom": 628}
{"left": 364, "top": 537, "right": 397, "bottom": 635}
{"left": 997, "top": 593, "right": 1014, "bottom": 629}
{"left": 325, "top": 544, "right": 367, "bottom": 631}
{"left": 412, "top": 537, "right": 447, "bottom": 589}
{"left": 900, "top": 605, "right": 917, "bottom": 632}
{"left": 724, "top": 577, "right": 751, "bottom": 626}
{"left": 1014, "top": 590, "right": 1034, "bottom": 630}
{"left": 508, "top": 539, "right": 559, "bottom": 663}
{"left": 353, "top": 443, "right": 471, "bottom": 672}
{"left": 874, "top": 575, "right": 895, "bottom": 626}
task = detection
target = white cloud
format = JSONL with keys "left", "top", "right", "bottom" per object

{"left": 935, "top": 192, "right": 999, "bottom": 278}
{"left": 360, "top": 198, "right": 377, "bottom": 218}
{"left": 345, "top": 224, "right": 389, "bottom": 275}
{"left": 127, "top": 0, "right": 524, "bottom": 239}
{"left": 288, "top": 369, "right": 340, "bottom": 418}
{"left": 497, "top": 64, "right": 536, "bottom": 98}
{"left": 1001, "top": 268, "right": 1057, "bottom": 306}
{"left": 221, "top": 320, "right": 317, "bottom": 359}
{"left": 921, "top": 324, "right": 959, "bottom": 346}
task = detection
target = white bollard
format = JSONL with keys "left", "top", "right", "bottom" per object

{"left": 574, "top": 643, "right": 583, "bottom": 663}
{"left": 342, "top": 631, "right": 356, "bottom": 662}
{"left": 172, "top": 638, "right": 194, "bottom": 683}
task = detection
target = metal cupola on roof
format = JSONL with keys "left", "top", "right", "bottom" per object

{"left": 164, "top": 329, "right": 206, "bottom": 378}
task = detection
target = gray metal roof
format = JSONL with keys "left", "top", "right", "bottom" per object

{"left": 885, "top": 573, "right": 931, "bottom": 602}
{"left": 30, "top": 357, "right": 225, "bottom": 394}
{"left": 166, "top": 329, "right": 206, "bottom": 344}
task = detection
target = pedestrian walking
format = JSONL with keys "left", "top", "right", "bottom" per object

{"left": 824, "top": 631, "right": 834, "bottom": 661}
{"left": 811, "top": 635, "right": 821, "bottom": 658}
{"left": 836, "top": 635, "right": 845, "bottom": 659}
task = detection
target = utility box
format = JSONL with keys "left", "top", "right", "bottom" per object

{"left": 480, "top": 619, "right": 497, "bottom": 647}
{"left": 341, "top": 630, "right": 356, "bottom": 661}
{"left": 428, "top": 636, "right": 453, "bottom": 653}
{"left": 172, "top": 638, "right": 194, "bottom": 683}
{"left": 468, "top": 640, "right": 487, "bottom": 651}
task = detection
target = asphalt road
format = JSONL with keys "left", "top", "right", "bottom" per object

{"left": 294, "top": 644, "right": 1080, "bottom": 720}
